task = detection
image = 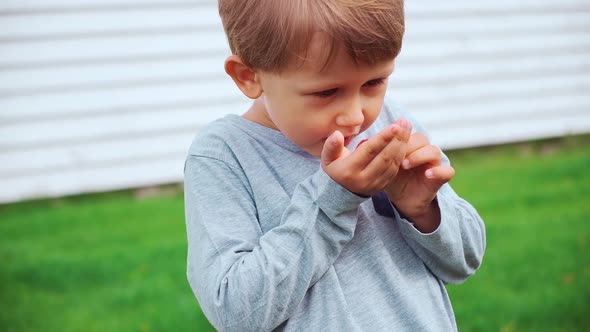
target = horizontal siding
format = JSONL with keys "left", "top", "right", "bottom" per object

{"left": 0, "top": 1, "right": 209, "bottom": 12}
{"left": 396, "top": 1, "right": 590, "bottom": 149}
{"left": 1, "top": 0, "right": 589, "bottom": 203}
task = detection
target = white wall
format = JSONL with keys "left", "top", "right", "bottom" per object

{"left": 1, "top": 0, "right": 589, "bottom": 203}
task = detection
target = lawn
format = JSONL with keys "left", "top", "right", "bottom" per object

{"left": 1, "top": 134, "right": 589, "bottom": 332}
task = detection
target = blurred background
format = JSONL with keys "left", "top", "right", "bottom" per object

{"left": 1, "top": 0, "right": 589, "bottom": 331}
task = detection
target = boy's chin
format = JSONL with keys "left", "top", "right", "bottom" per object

{"left": 306, "top": 148, "right": 322, "bottom": 158}
{"left": 300, "top": 144, "right": 323, "bottom": 158}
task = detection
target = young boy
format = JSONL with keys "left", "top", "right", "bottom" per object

{"left": 184, "top": 0, "right": 486, "bottom": 331}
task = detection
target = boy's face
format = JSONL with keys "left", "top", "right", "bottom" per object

{"left": 247, "top": 34, "right": 395, "bottom": 157}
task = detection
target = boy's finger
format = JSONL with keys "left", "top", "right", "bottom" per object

{"left": 352, "top": 119, "right": 411, "bottom": 168}
{"left": 362, "top": 119, "right": 412, "bottom": 173}
{"left": 406, "top": 133, "right": 430, "bottom": 154}
{"left": 402, "top": 145, "right": 442, "bottom": 170}
{"left": 351, "top": 124, "right": 397, "bottom": 167}
{"left": 389, "top": 118, "right": 412, "bottom": 143}
{"left": 425, "top": 165, "right": 455, "bottom": 185}
{"left": 321, "top": 130, "right": 345, "bottom": 167}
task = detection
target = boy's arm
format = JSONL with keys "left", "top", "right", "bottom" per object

{"left": 382, "top": 99, "right": 486, "bottom": 284}
{"left": 394, "top": 177, "right": 487, "bottom": 284}
{"left": 184, "top": 155, "right": 366, "bottom": 331}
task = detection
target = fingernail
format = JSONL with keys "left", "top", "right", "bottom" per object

{"left": 402, "top": 159, "right": 410, "bottom": 169}
{"left": 400, "top": 118, "right": 411, "bottom": 130}
{"left": 425, "top": 169, "right": 434, "bottom": 178}
{"left": 389, "top": 124, "right": 400, "bottom": 134}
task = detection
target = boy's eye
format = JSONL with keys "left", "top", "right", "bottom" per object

{"left": 313, "top": 88, "right": 338, "bottom": 98}
{"left": 311, "top": 79, "right": 385, "bottom": 98}
{"left": 364, "top": 78, "right": 386, "bottom": 87}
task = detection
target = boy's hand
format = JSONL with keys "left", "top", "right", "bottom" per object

{"left": 384, "top": 133, "right": 455, "bottom": 231}
{"left": 321, "top": 119, "right": 412, "bottom": 197}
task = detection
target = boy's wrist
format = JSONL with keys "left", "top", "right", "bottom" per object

{"left": 313, "top": 169, "right": 369, "bottom": 214}
{"left": 394, "top": 199, "right": 441, "bottom": 233}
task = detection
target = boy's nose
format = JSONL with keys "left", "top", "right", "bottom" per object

{"left": 336, "top": 99, "right": 364, "bottom": 128}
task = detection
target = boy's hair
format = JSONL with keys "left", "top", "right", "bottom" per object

{"left": 219, "top": 0, "right": 404, "bottom": 73}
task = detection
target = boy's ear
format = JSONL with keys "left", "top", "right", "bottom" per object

{"left": 224, "top": 55, "right": 263, "bottom": 99}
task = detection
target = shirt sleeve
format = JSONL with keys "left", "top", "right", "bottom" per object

{"left": 382, "top": 96, "right": 486, "bottom": 284}
{"left": 394, "top": 181, "right": 487, "bottom": 284}
{"left": 184, "top": 155, "right": 367, "bottom": 331}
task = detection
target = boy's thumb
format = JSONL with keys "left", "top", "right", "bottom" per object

{"left": 321, "top": 130, "right": 344, "bottom": 166}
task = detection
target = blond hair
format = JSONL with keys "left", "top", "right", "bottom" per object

{"left": 219, "top": 0, "right": 404, "bottom": 72}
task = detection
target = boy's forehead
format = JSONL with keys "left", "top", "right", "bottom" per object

{"left": 286, "top": 33, "right": 393, "bottom": 79}
{"left": 288, "top": 33, "right": 346, "bottom": 75}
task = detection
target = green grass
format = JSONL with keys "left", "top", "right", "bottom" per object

{"left": 445, "top": 135, "right": 590, "bottom": 332}
{"left": 0, "top": 190, "right": 214, "bottom": 332}
{"left": 1, "top": 134, "right": 589, "bottom": 332}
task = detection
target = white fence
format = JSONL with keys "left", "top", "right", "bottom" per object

{"left": 1, "top": 0, "right": 589, "bottom": 203}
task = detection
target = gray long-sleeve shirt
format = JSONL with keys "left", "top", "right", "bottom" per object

{"left": 184, "top": 97, "right": 486, "bottom": 331}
